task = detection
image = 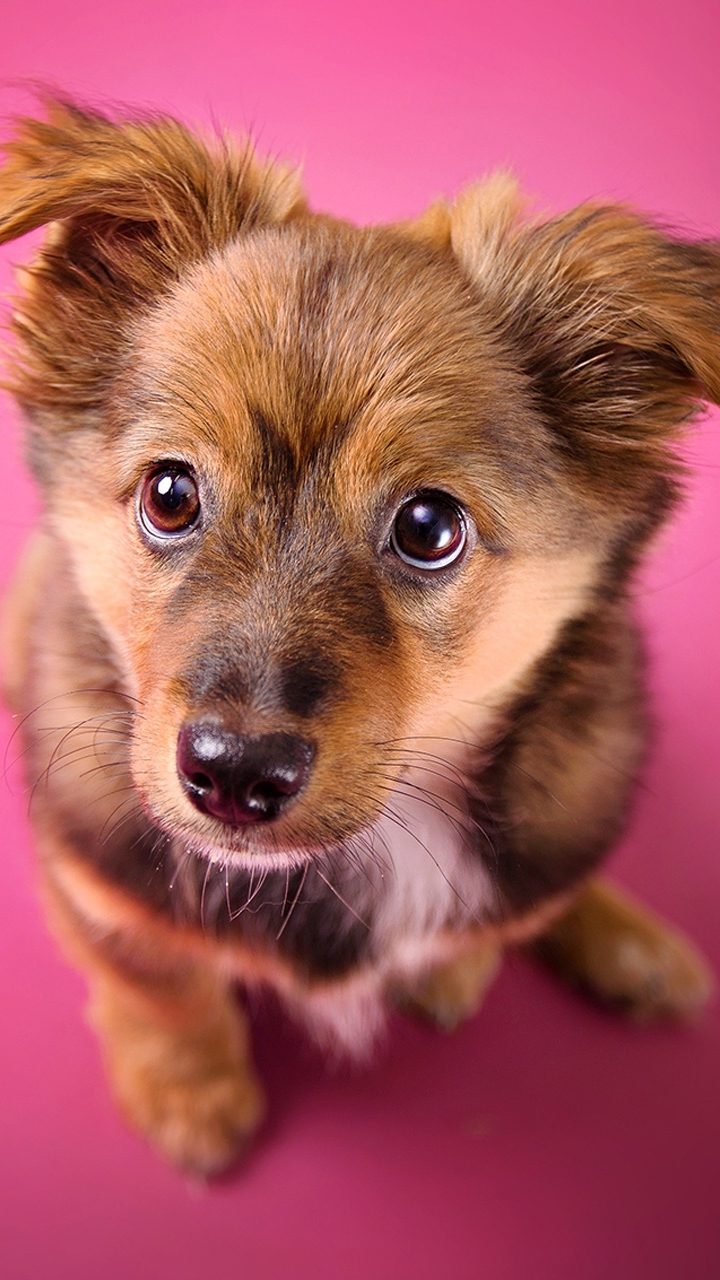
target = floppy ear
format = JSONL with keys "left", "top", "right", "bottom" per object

{"left": 449, "top": 175, "right": 720, "bottom": 496}
{"left": 0, "top": 95, "right": 305, "bottom": 418}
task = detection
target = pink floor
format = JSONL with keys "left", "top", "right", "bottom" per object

{"left": 1, "top": 3, "right": 719, "bottom": 1277}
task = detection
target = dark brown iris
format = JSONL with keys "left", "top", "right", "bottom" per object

{"left": 140, "top": 466, "right": 200, "bottom": 537}
{"left": 391, "top": 492, "right": 466, "bottom": 569}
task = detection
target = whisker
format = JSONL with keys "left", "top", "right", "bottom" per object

{"left": 224, "top": 863, "right": 232, "bottom": 921}
{"left": 4, "top": 687, "right": 143, "bottom": 775}
{"left": 313, "top": 862, "right": 371, "bottom": 930}
{"left": 99, "top": 795, "right": 144, "bottom": 845}
{"left": 276, "top": 862, "right": 309, "bottom": 941}
{"left": 3, "top": 711, "right": 135, "bottom": 783}
{"left": 378, "top": 801, "right": 482, "bottom": 925}
{"left": 199, "top": 859, "right": 212, "bottom": 930}
{"left": 26, "top": 714, "right": 133, "bottom": 805}
{"left": 27, "top": 744, "right": 129, "bottom": 806}
{"left": 392, "top": 773, "right": 497, "bottom": 856}
{"left": 380, "top": 744, "right": 475, "bottom": 789}
{"left": 229, "top": 866, "right": 269, "bottom": 921}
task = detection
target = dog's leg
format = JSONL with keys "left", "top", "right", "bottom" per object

{"left": 89, "top": 966, "right": 265, "bottom": 1177}
{"left": 394, "top": 935, "right": 503, "bottom": 1031}
{"left": 531, "top": 877, "right": 714, "bottom": 1021}
{"left": 43, "top": 862, "right": 265, "bottom": 1177}
{"left": 4, "top": 544, "right": 264, "bottom": 1175}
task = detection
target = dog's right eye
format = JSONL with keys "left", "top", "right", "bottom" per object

{"left": 139, "top": 466, "right": 201, "bottom": 538}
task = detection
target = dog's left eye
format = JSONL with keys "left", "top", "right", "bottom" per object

{"left": 139, "top": 466, "right": 201, "bottom": 538}
{"left": 390, "top": 492, "right": 467, "bottom": 570}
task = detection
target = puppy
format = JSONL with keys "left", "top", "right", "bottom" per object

{"left": 0, "top": 97, "right": 715, "bottom": 1175}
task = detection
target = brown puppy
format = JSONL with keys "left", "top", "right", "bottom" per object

{"left": 0, "top": 97, "right": 715, "bottom": 1175}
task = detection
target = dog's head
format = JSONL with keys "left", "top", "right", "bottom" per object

{"left": 2, "top": 98, "right": 719, "bottom": 869}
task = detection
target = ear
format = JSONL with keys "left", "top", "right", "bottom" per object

{"left": 449, "top": 176, "right": 720, "bottom": 494}
{"left": 0, "top": 95, "right": 306, "bottom": 418}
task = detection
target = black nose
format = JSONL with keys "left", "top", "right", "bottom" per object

{"left": 177, "top": 722, "right": 315, "bottom": 826}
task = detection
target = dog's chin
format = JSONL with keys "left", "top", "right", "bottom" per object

{"left": 146, "top": 800, "right": 353, "bottom": 873}
{"left": 140, "top": 783, "right": 383, "bottom": 873}
{"left": 183, "top": 833, "right": 319, "bottom": 873}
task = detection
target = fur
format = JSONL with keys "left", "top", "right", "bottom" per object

{"left": 0, "top": 96, "right": 715, "bottom": 1174}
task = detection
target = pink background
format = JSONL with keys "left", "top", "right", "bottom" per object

{"left": 1, "top": 3, "right": 719, "bottom": 1277}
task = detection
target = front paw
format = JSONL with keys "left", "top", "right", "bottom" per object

{"left": 91, "top": 999, "right": 266, "bottom": 1176}
{"left": 112, "top": 1050, "right": 266, "bottom": 1177}
{"left": 394, "top": 940, "right": 502, "bottom": 1032}
{"left": 588, "top": 925, "right": 714, "bottom": 1023}
{"left": 534, "top": 880, "right": 715, "bottom": 1023}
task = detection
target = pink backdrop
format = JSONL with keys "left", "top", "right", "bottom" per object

{"left": 1, "top": 3, "right": 718, "bottom": 1278}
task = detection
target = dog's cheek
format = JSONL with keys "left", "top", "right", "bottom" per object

{"left": 43, "top": 458, "right": 188, "bottom": 699}
{"left": 48, "top": 499, "right": 139, "bottom": 666}
{"left": 128, "top": 673, "right": 190, "bottom": 831}
{"left": 396, "top": 547, "right": 602, "bottom": 767}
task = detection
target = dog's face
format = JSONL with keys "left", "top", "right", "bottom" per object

{"left": 2, "top": 101, "right": 719, "bottom": 870}
{"left": 48, "top": 217, "right": 593, "bottom": 867}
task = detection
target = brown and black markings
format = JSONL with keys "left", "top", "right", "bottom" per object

{"left": 0, "top": 98, "right": 717, "bottom": 1174}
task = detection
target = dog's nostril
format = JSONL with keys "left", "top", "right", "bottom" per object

{"left": 176, "top": 722, "right": 315, "bottom": 827}
{"left": 249, "top": 780, "right": 284, "bottom": 804}
{"left": 188, "top": 771, "right": 213, "bottom": 796}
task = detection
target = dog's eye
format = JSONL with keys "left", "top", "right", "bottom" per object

{"left": 140, "top": 466, "right": 200, "bottom": 537}
{"left": 390, "top": 492, "right": 467, "bottom": 570}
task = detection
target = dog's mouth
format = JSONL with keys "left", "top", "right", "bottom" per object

{"left": 134, "top": 732, "right": 379, "bottom": 874}
{"left": 159, "top": 804, "right": 388, "bottom": 877}
{"left": 138, "top": 723, "right": 460, "bottom": 877}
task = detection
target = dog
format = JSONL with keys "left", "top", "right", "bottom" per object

{"left": 0, "top": 96, "right": 715, "bottom": 1176}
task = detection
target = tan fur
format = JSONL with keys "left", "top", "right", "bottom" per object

{"left": 394, "top": 934, "right": 503, "bottom": 1031}
{"left": 0, "top": 530, "right": 50, "bottom": 708}
{"left": 533, "top": 880, "right": 714, "bottom": 1021}
{"left": 43, "top": 858, "right": 265, "bottom": 1174}
{"left": 1, "top": 97, "right": 718, "bottom": 1173}
{"left": 407, "top": 549, "right": 600, "bottom": 747}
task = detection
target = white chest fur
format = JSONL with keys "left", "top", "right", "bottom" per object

{"left": 284, "top": 772, "right": 495, "bottom": 1056}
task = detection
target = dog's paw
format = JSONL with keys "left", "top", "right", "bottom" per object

{"left": 110, "top": 1046, "right": 266, "bottom": 1177}
{"left": 91, "top": 993, "right": 266, "bottom": 1176}
{"left": 394, "top": 941, "right": 502, "bottom": 1032}
{"left": 534, "top": 879, "right": 715, "bottom": 1023}
{"left": 585, "top": 926, "right": 714, "bottom": 1023}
